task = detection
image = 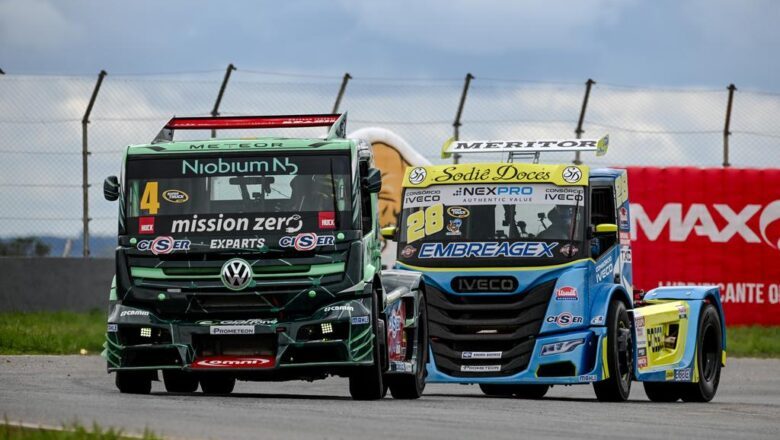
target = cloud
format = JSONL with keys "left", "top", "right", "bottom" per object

{"left": 340, "top": 0, "right": 635, "bottom": 54}
{"left": 0, "top": 0, "right": 82, "bottom": 51}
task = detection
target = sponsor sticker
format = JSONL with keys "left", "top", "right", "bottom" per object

{"left": 674, "top": 368, "right": 692, "bottom": 381}
{"left": 579, "top": 374, "right": 598, "bottom": 382}
{"left": 210, "top": 325, "right": 255, "bottom": 335}
{"left": 278, "top": 233, "right": 335, "bottom": 251}
{"left": 181, "top": 157, "right": 298, "bottom": 176}
{"left": 461, "top": 351, "right": 502, "bottom": 359}
{"left": 137, "top": 236, "right": 191, "bottom": 255}
{"left": 408, "top": 167, "right": 427, "bottom": 185}
{"left": 638, "top": 356, "right": 648, "bottom": 369}
{"left": 665, "top": 369, "right": 675, "bottom": 381}
{"left": 446, "top": 219, "right": 462, "bottom": 236}
{"left": 197, "top": 318, "right": 277, "bottom": 326}
{"left": 351, "top": 316, "right": 369, "bottom": 325}
{"left": 545, "top": 312, "right": 583, "bottom": 327}
{"left": 460, "top": 365, "right": 502, "bottom": 373}
{"left": 400, "top": 245, "right": 417, "bottom": 258}
{"left": 555, "top": 286, "right": 578, "bottom": 300}
{"left": 318, "top": 211, "right": 336, "bottom": 230}
{"left": 324, "top": 305, "right": 354, "bottom": 312}
{"left": 162, "top": 189, "right": 189, "bottom": 204}
{"left": 677, "top": 304, "right": 688, "bottom": 319}
{"left": 120, "top": 310, "right": 149, "bottom": 317}
{"left": 590, "top": 315, "right": 605, "bottom": 325}
{"left": 192, "top": 356, "right": 275, "bottom": 369}
{"left": 138, "top": 216, "right": 155, "bottom": 235}
{"left": 595, "top": 255, "right": 614, "bottom": 283}
{"left": 562, "top": 166, "right": 583, "bottom": 183}
{"left": 106, "top": 323, "right": 118, "bottom": 332}
{"left": 447, "top": 206, "right": 470, "bottom": 218}
{"left": 170, "top": 213, "right": 303, "bottom": 234}
{"left": 209, "top": 238, "right": 266, "bottom": 250}
{"left": 451, "top": 276, "right": 518, "bottom": 293}
{"left": 418, "top": 241, "right": 558, "bottom": 259}
{"left": 560, "top": 243, "right": 579, "bottom": 257}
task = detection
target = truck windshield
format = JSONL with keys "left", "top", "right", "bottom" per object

{"left": 397, "top": 183, "right": 585, "bottom": 267}
{"left": 124, "top": 153, "right": 353, "bottom": 237}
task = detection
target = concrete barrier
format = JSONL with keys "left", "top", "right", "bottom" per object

{"left": 0, "top": 257, "right": 113, "bottom": 312}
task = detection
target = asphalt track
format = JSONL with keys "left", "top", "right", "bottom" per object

{"left": 1, "top": 356, "right": 778, "bottom": 440}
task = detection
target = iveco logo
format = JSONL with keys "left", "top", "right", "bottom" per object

{"left": 451, "top": 276, "right": 518, "bottom": 293}
{"left": 220, "top": 258, "right": 253, "bottom": 291}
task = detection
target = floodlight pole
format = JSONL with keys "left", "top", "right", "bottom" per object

{"left": 723, "top": 84, "right": 736, "bottom": 167}
{"left": 332, "top": 73, "right": 352, "bottom": 113}
{"left": 81, "top": 70, "right": 107, "bottom": 258}
{"left": 211, "top": 63, "right": 237, "bottom": 138}
{"left": 453, "top": 73, "right": 474, "bottom": 164}
{"left": 574, "top": 78, "right": 595, "bottom": 165}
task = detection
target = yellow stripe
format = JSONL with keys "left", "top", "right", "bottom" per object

{"left": 722, "top": 350, "right": 727, "bottom": 367}
{"left": 601, "top": 337, "right": 610, "bottom": 379}
{"left": 396, "top": 258, "right": 592, "bottom": 273}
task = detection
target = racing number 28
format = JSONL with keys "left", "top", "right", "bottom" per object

{"left": 140, "top": 181, "right": 160, "bottom": 215}
{"left": 406, "top": 204, "right": 443, "bottom": 243}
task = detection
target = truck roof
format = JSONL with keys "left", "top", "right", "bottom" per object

{"left": 125, "top": 137, "right": 355, "bottom": 156}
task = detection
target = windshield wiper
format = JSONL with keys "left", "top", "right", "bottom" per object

{"left": 567, "top": 196, "right": 581, "bottom": 258}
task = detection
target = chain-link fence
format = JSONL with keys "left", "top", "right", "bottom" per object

{"left": 1, "top": 70, "right": 778, "bottom": 256}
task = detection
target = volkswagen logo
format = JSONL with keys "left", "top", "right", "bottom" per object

{"left": 220, "top": 258, "right": 253, "bottom": 291}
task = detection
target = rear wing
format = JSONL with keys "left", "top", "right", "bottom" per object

{"left": 441, "top": 134, "right": 608, "bottom": 163}
{"left": 152, "top": 113, "right": 348, "bottom": 143}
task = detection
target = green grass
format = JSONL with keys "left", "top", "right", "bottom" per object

{"left": 726, "top": 326, "right": 780, "bottom": 358}
{"left": 0, "top": 311, "right": 779, "bottom": 358}
{"left": 0, "top": 311, "right": 106, "bottom": 355}
{"left": 0, "top": 419, "right": 160, "bottom": 440}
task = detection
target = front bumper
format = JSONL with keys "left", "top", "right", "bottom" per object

{"left": 104, "top": 298, "right": 375, "bottom": 376}
{"left": 426, "top": 327, "right": 609, "bottom": 385}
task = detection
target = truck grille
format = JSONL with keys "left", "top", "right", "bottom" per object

{"left": 426, "top": 279, "right": 555, "bottom": 378}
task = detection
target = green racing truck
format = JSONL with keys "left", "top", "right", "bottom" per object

{"left": 101, "top": 114, "right": 428, "bottom": 400}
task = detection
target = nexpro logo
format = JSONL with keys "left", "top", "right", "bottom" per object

{"left": 631, "top": 201, "right": 780, "bottom": 249}
{"left": 453, "top": 186, "right": 533, "bottom": 197}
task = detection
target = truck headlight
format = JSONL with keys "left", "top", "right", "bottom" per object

{"left": 540, "top": 338, "right": 585, "bottom": 356}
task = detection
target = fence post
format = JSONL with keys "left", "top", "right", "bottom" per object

{"left": 453, "top": 73, "right": 474, "bottom": 164}
{"left": 723, "top": 84, "right": 736, "bottom": 167}
{"left": 332, "top": 73, "right": 352, "bottom": 113}
{"left": 210, "top": 64, "right": 236, "bottom": 138}
{"left": 81, "top": 70, "right": 107, "bottom": 258}
{"left": 574, "top": 78, "right": 595, "bottom": 165}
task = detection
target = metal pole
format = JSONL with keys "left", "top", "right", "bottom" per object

{"left": 81, "top": 70, "right": 107, "bottom": 258}
{"left": 332, "top": 73, "right": 352, "bottom": 113}
{"left": 453, "top": 73, "right": 474, "bottom": 164}
{"left": 574, "top": 78, "right": 595, "bottom": 165}
{"left": 723, "top": 83, "right": 736, "bottom": 167}
{"left": 211, "top": 63, "right": 236, "bottom": 138}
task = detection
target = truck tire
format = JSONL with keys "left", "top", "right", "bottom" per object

{"left": 163, "top": 370, "right": 199, "bottom": 393}
{"left": 593, "top": 299, "right": 633, "bottom": 402}
{"left": 388, "top": 295, "right": 428, "bottom": 399}
{"left": 643, "top": 382, "right": 681, "bottom": 402}
{"left": 115, "top": 371, "right": 152, "bottom": 394}
{"left": 349, "top": 290, "right": 385, "bottom": 400}
{"left": 200, "top": 375, "right": 235, "bottom": 395}
{"left": 680, "top": 303, "right": 722, "bottom": 402}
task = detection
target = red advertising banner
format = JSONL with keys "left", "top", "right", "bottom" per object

{"left": 628, "top": 167, "right": 780, "bottom": 326}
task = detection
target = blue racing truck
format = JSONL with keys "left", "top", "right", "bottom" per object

{"left": 383, "top": 137, "right": 726, "bottom": 402}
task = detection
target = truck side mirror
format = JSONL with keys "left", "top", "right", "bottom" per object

{"left": 594, "top": 223, "right": 618, "bottom": 235}
{"left": 363, "top": 168, "right": 382, "bottom": 193}
{"left": 380, "top": 226, "right": 397, "bottom": 240}
{"left": 103, "top": 176, "right": 120, "bottom": 201}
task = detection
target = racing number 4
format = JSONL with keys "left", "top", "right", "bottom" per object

{"left": 406, "top": 204, "right": 443, "bottom": 243}
{"left": 140, "top": 181, "right": 160, "bottom": 215}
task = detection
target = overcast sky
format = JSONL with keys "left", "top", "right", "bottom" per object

{"left": 1, "top": 0, "right": 779, "bottom": 91}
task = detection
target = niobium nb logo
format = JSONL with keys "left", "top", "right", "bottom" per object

{"left": 221, "top": 258, "right": 253, "bottom": 291}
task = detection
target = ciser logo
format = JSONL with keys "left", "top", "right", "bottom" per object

{"left": 631, "top": 201, "right": 780, "bottom": 250}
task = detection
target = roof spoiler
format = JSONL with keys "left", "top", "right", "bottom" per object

{"left": 441, "top": 134, "right": 609, "bottom": 162}
{"left": 152, "top": 113, "right": 348, "bottom": 143}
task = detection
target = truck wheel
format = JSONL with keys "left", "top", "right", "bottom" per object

{"left": 680, "top": 303, "right": 722, "bottom": 402}
{"left": 200, "top": 375, "right": 235, "bottom": 395}
{"left": 115, "top": 371, "right": 152, "bottom": 394}
{"left": 349, "top": 290, "right": 385, "bottom": 400}
{"left": 388, "top": 295, "right": 428, "bottom": 399}
{"left": 593, "top": 299, "right": 633, "bottom": 402}
{"left": 163, "top": 370, "right": 199, "bottom": 393}
{"left": 512, "top": 384, "right": 549, "bottom": 399}
{"left": 643, "top": 382, "right": 681, "bottom": 402}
